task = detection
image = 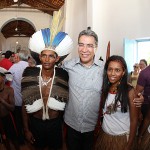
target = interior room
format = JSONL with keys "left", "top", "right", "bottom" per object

{"left": 0, "top": 0, "right": 150, "bottom": 150}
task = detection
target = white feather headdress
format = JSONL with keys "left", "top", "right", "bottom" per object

{"left": 29, "top": 10, "right": 73, "bottom": 57}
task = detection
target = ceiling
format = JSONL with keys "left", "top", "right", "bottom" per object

{"left": 1, "top": 19, "right": 36, "bottom": 38}
{"left": 0, "top": 0, "right": 65, "bottom": 38}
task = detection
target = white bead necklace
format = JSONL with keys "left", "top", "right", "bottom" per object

{"left": 40, "top": 76, "right": 52, "bottom": 86}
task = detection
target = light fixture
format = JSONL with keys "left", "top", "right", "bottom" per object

{"left": 15, "top": 27, "right": 18, "bottom": 31}
{"left": 16, "top": 41, "right": 18, "bottom": 44}
{"left": 14, "top": 0, "right": 18, "bottom": 2}
{"left": 15, "top": 18, "right": 19, "bottom": 32}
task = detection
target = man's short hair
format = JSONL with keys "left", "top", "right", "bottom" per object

{"left": 5, "top": 50, "right": 13, "bottom": 59}
{"left": 78, "top": 27, "right": 98, "bottom": 46}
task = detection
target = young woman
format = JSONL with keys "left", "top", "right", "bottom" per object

{"left": 95, "top": 55, "right": 139, "bottom": 150}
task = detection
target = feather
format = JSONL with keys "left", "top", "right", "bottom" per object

{"left": 50, "top": 10, "right": 64, "bottom": 45}
{"left": 57, "top": 17, "right": 65, "bottom": 32}
{"left": 26, "top": 99, "right": 43, "bottom": 113}
{"left": 52, "top": 32, "right": 67, "bottom": 47}
{"left": 55, "top": 35, "right": 73, "bottom": 56}
{"left": 29, "top": 30, "right": 45, "bottom": 54}
{"left": 106, "top": 41, "right": 110, "bottom": 61}
{"left": 29, "top": 10, "right": 73, "bottom": 59}
{"left": 41, "top": 28, "right": 50, "bottom": 47}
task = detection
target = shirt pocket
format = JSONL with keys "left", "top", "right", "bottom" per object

{"left": 70, "top": 71, "right": 103, "bottom": 93}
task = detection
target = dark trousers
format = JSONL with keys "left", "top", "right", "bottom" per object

{"left": 141, "top": 103, "right": 150, "bottom": 118}
{"left": 66, "top": 125, "right": 94, "bottom": 150}
{"left": 13, "top": 106, "right": 25, "bottom": 145}
{"left": 29, "top": 116, "right": 63, "bottom": 149}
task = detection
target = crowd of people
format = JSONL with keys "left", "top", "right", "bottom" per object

{"left": 0, "top": 10, "right": 149, "bottom": 150}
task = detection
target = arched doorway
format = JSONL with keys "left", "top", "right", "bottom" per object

{"left": 0, "top": 18, "right": 36, "bottom": 52}
{"left": 1, "top": 18, "right": 36, "bottom": 38}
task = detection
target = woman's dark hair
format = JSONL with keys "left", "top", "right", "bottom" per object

{"left": 102, "top": 55, "right": 132, "bottom": 113}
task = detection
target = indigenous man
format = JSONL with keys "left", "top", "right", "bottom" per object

{"left": 21, "top": 10, "right": 73, "bottom": 150}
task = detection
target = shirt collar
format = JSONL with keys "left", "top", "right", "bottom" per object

{"left": 74, "top": 57, "right": 103, "bottom": 68}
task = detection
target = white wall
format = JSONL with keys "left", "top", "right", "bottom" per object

{"left": 0, "top": 33, "right": 5, "bottom": 51}
{"left": 5, "top": 37, "right": 29, "bottom": 52}
{"left": 1, "top": 1, "right": 150, "bottom": 60}
{"left": 64, "top": 0, "right": 87, "bottom": 59}
{"left": 92, "top": 0, "right": 150, "bottom": 61}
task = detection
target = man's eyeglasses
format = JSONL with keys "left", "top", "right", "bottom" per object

{"left": 78, "top": 43, "right": 95, "bottom": 49}
{"left": 133, "top": 66, "right": 138, "bottom": 68}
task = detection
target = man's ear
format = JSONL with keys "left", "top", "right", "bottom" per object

{"left": 94, "top": 48, "right": 97, "bottom": 54}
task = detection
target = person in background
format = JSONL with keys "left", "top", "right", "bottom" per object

{"left": 139, "top": 59, "right": 147, "bottom": 71}
{"left": 95, "top": 55, "right": 139, "bottom": 150}
{"left": 0, "top": 51, "right": 14, "bottom": 86}
{"left": 0, "top": 50, "right": 13, "bottom": 70}
{"left": 8, "top": 50, "right": 30, "bottom": 145}
{"left": 30, "top": 50, "right": 41, "bottom": 66}
{"left": 10, "top": 52, "right": 16, "bottom": 64}
{"left": 136, "top": 64, "right": 150, "bottom": 150}
{"left": 137, "top": 108, "right": 150, "bottom": 150}
{"left": 0, "top": 67, "right": 19, "bottom": 150}
{"left": 128, "top": 63, "right": 140, "bottom": 88}
{"left": 12, "top": 53, "right": 20, "bottom": 64}
{"left": 0, "top": 51, "right": 4, "bottom": 61}
{"left": 28, "top": 56, "right": 36, "bottom": 67}
{"left": 136, "top": 65, "right": 150, "bottom": 118}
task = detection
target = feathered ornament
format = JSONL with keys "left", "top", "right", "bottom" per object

{"left": 29, "top": 9, "right": 73, "bottom": 59}
{"left": 50, "top": 10, "right": 64, "bottom": 45}
{"left": 27, "top": 10, "right": 73, "bottom": 120}
{"left": 106, "top": 41, "right": 110, "bottom": 61}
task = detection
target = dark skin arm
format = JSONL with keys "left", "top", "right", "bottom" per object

{"left": 0, "top": 87, "right": 15, "bottom": 111}
{"left": 125, "top": 88, "right": 139, "bottom": 150}
{"left": 133, "top": 87, "right": 144, "bottom": 108}
{"left": 22, "top": 103, "right": 35, "bottom": 144}
{"left": 128, "top": 73, "right": 132, "bottom": 84}
{"left": 135, "top": 84, "right": 144, "bottom": 121}
{"left": 136, "top": 84, "right": 144, "bottom": 93}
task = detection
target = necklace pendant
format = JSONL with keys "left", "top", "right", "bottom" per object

{"left": 42, "top": 82, "right": 48, "bottom": 86}
{"left": 106, "top": 103, "right": 115, "bottom": 115}
{"left": 40, "top": 76, "right": 52, "bottom": 86}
